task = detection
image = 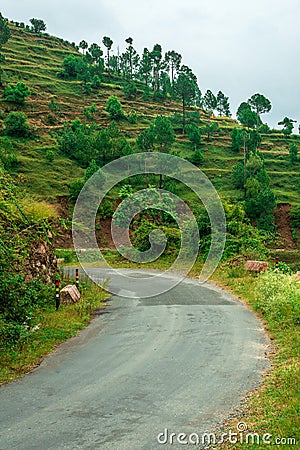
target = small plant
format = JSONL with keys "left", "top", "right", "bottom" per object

{"left": 48, "top": 99, "right": 58, "bottom": 112}
{"left": 128, "top": 109, "right": 138, "bottom": 124}
{"left": 105, "top": 96, "right": 124, "bottom": 120}
{"left": 4, "top": 112, "right": 30, "bottom": 137}
{"left": 3, "top": 82, "right": 31, "bottom": 105}
{"left": 45, "top": 149, "right": 54, "bottom": 163}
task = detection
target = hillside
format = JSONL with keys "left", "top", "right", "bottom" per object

{"left": 1, "top": 23, "right": 299, "bottom": 208}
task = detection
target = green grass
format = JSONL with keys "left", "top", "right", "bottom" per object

{"left": 0, "top": 280, "right": 109, "bottom": 385}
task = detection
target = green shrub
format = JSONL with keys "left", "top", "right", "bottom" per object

{"left": 4, "top": 112, "right": 30, "bottom": 137}
{"left": 98, "top": 199, "right": 114, "bottom": 219}
{"left": 255, "top": 272, "right": 300, "bottom": 326}
{"left": 45, "top": 149, "right": 54, "bottom": 163}
{"left": 3, "top": 82, "right": 31, "bottom": 104}
{"left": 105, "top": 96, "right": 124, "bottom": 120}
{"left": 123, "top": 81, "right": 138, "bottom": 100}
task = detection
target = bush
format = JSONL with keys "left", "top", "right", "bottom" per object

{"left": 124, "top": 81, "right": 138, "bottom": 100}
{"left": 105, "top": 96, "right": 124, "bottom": 120}
{"left": 3, "top": 82, "right": 31, "bottom": 104}
{"left": 4, "top": 112, "right": 30, "bottom": 137}
{"left": 128, "top": 109, "right": 138, "bottom": 124}
{"left": 69, "top": 179, "right": 84, "bottom": 200}
{"left": 98, "top": 199, "right": 114, "bottom": 219}
{"left": 45, "top": 149, "right": 54, "bottom": 163}
{"left": 59, "top": 55, "right": 88, "bottom": 79}
{"left": 255, "top": 272, "right": 300, "bottom": 326}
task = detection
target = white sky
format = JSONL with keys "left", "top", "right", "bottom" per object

{"left": 1, "top": 0, "right": 299, "bottom": 129}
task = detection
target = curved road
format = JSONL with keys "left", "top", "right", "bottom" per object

{"left": 0, "top": 269, "right": 268, "bottom": 449}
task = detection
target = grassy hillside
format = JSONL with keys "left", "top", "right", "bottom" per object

{"left": 1, "top": 23, "right": 299, "bottom": 206}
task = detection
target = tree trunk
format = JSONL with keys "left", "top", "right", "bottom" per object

{"left": 182, "top": 96, "right": 186, "bottom": 135}
{"left": 107, "top": 49, "right": 110, "bottom": 80}
{"left": 243, "top": 135, "right": 247, "bottom": 201}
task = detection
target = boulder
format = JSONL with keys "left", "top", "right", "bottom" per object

{"left": 60, "top": 285, "right": 81, "bottom": 305}
{"left": 245, "top": 260, "right": 268, "bottom": 273}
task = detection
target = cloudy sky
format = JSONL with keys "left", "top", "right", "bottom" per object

{"left": 2, "top": 0, "right": 299, "bottom": 130}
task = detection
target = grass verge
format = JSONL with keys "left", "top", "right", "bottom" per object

{"left": 0, "top": 280, "right": 109, "bottom": 385}
{"left": 209, "top": 265, "right": 300, "bottom": 449}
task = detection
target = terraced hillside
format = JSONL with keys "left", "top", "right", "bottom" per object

{"left": 1, "top": 22, "right": 300, "bottom": 207}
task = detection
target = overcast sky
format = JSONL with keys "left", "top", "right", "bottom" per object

{"left": 2, "top": 0, "right": 299, "bottom": 130}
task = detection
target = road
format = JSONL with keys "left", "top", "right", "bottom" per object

{"left": 0, "top": 269, "right": 269, "bottom": 449}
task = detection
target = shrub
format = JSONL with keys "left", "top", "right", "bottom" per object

{"left": 98, "top": 199, "right": 114, "bottom": 219}
{"left": 128, "top": 109, "right": 138, "bottom": 124}
{"left": 255, "top": 272, "right": 300, "bottom": 326}
{"left": 45, "top": 149, "right": 54, "bottom": 163}
{"left": 124, "top": 81, "right": 138, "bottom": 99}
{"left": 3, "top": 82, "right": 31, "bottom": 104}
{"left": 69, "top": 179, "right": 84, "bottom": 200}
{"left": 4, "top": 112, "right": 30, "bottom": 137}
{"left": 59, "top": 55, "right": 88, "bottom": 79}
{"left": 105, "top": 96, "right": 124, "bottom": 120}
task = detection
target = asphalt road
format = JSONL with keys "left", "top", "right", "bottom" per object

{"left": 0, "top": 269, "right": 269, "bottom": 450}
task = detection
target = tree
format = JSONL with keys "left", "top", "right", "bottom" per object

{"left": 189, "top": 149, "right": 204, "bottom": 167}
{"left": 84, "top": 159, "right": 99, "bottom": 182}
{"left": 248, "top": 93, "right": 271, "bottom": 126}
{"left": 278, "top": 117, "right": 296, "bottom": 137}
{"left": 30, "top": 18, "right": 46, "bottom": 33}
{"left": 153, "top": 116, "right": 175, "bottom": 188}
{"left": 0, "top": 13, "right": 10, "bottom": 46}
{"left": 153, "top": 115, "right": 175, "bottom": 152}
{"left": 102, "top": 36, "right": 113, "bottom": 79}
{"left": 105, "top": 96, "right": 124, "bottom": 120}
{"left": 203, "top": 90, "right": 217, "bottom": 113}
{"left": 164, "top": 50, "right": 182, "bottom": 92}
{"left": 136, "top": 126, "right": 155, "bottom": 152}
{"left": 186, "top": 123, "right": 201, "bottom": 150}
{"left": 3, "top": 82, "right": 31, "bottom": 104}
{"left": 123, "top": 81, "right": 138, "bottom": 100}
{"left": 88, "top": 43, "right": 104, "bottom": 71}
{"left": 0, "top": 13, "right": 11, "bottom": 85}
{"left": 4, "top": 112, "right": 30, "bottom": 137}
{"left": 79, "top": 40, "right": 88, "bottom": 55}
{"left": 289, "top": 144, "right": 298, "bottom": 163}
{"left": 60, "top": 55, "right": 88, "bottom": 79}
{"left": 120, "top": 37, "right": 139, "bottom": 80}
{"left": 202, "top": 122, "right": 219, "bottom": 141}
{"left": 237, "top": 103, "right": 258, "bottom": 128}
{"left": 94, "top": 129, "right": 112, "bottom": 165}
{"left": 216, "top": 91, "right": 231, "bottom": 116}
{"left": 151, "top": 44, "right": 163, "bottom": 92}
{"left": 139, "top": 48, "right": 153, "bottom": 86}
{"left": 174, "top": 66, "right": 198, "bottom": 134}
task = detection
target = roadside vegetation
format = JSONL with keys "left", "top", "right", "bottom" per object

{"left": 211, "top": 266, "right": 300, "bottom": 449}
{"left": 0, "top": 12, "right": 299, "bottom": 447}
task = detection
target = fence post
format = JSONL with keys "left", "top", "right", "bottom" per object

{"left": 55, "top": 280, "right": 60, "bottom": 310}
{"left": 76, "top": 268, "right": 79, "bottom": 289}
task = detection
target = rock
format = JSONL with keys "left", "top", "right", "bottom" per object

{"left": 245, "top": 261, "right": 268, "bottom": 273}
{"left": 60, "top": 285, "right": 81, "bottom": 305}
{"left": 295, "top": 271, "right": 300, "bottom": 281}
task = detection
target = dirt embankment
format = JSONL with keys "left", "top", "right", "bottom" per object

{"left": 274, "top": 203, "right": 296, "bottom": 250}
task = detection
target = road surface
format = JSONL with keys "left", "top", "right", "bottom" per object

{"left": 0, "top": 269, "right": 269, "bottom": 449}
